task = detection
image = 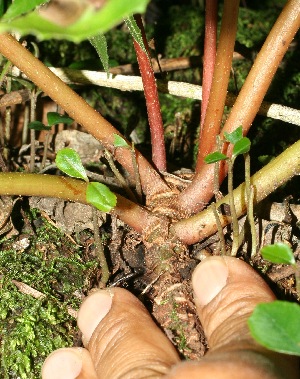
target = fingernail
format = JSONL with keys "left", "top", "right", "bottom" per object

{"left": 77, "top": 290, "right": 113, "bottom": 344}
{"left": 192, "top": 257, "right": 228, "bottom": 306}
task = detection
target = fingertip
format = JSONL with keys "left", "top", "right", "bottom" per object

{"left": 42, "top": 348, "right": 98, "bottom": 379}
{"left": 192, "top": 256, "right": 229, "bottom": 306}
{"left": 77, "top": 290, "right": 113, "bottom": 346}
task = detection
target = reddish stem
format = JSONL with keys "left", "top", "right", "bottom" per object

{"left": 196, "top": 0, "right": 239, "bottom": 172}
{"left": 133, "top": 15, "right": 167, "bottom": 172}
{"left": 197, "top": 0, "right": 218, "bottom": 172}
{"left": 177, "top": 0, "right": 300, "bottom": 216}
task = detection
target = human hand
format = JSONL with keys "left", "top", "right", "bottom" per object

{"left": 42, "top": 256, "right": 299, "bottom": 378}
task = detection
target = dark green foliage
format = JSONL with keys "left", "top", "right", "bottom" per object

{"left": 0, "top": 213, "right": 98, "bottom": 378}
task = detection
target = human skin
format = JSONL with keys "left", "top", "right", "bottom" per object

{"left": 42, "top": 256, "right": 299, "bottom": 379}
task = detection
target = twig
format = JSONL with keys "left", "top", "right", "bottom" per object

{"left": 48, "top": 68, "right": 300, "bottom": 127}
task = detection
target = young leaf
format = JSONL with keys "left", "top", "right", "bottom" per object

{"left": 89, "top": 34, "right": 109, "bottom": 77}
{"left": 204, "top": 152, "right": 228, "bottom": 164}
{"left": 86, "top": 182, "right": 117, "bottom": 212}
{"left": 55, "top": 148, "right": 88, "bottom": 182}
{"left": 114, "top": 134, "right": 129, "bottom": 148}
{"left": 0, "top": 0, "right": 149, "bottom": 42}
{"left": 248, "top": 301, "right": 300, "bottom": 356}
{"left": 224, "top": 126, "right": 243, "bottom": 144}
{"left": 47, "top": 112, "right": 73, "bottom": 126}
{"left": 28, "top": 121, "right": 51, "bottom": 131}
{"left": 124, "top": 15, "right": 148, "bottom": 55}
{"left": 232, "top": 137, "right": 251, "bottom": 157}
{"left": 2, "top": 0, "right": 45, "bottom": 21}
{"left": 261, "top": 243, "right": 296, "bottom": 265}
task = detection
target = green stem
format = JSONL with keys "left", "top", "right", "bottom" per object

{"left": 0, "top": 172, "right": 163, "bottom": 236}
{"left": 227, "top": 158, "right": 239, "bottom": 256}
{"left": 172, "top": 138, "right": 300, "bottom": 245}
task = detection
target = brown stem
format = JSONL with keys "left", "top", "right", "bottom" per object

{"left": 196, "top": 0, "right": 218, "bottom": 172}
{"left": 172, "top": 138, "right": 300, "bottom": 245}
{"left": 196, "top": 0, "right": 239, "bottom": 172}
{"left": 0, "top": 33, "right": 171, "bottom": 198}
{"left": 177, "top": 0, "right": 300, "bottom": 215}
{"left": 133, "top": 15, "right": 167, "bottom": 171}
{"left": 0, "top": 172, "right": 163, "bottom": 236}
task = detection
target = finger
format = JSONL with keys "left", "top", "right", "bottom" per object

{"left": 189, "top": 256, "right": 299, "bottom": 378}
{"left": 192, "top": 256, "right": 275, "bottom": 349}
{"left": 42, "top": 347, "right": 97, "bottom": 379}
{"left": 77, "top": 288, "right": 180, "bottom": 379}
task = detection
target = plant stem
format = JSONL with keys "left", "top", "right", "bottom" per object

{"left": 196, "top": 0, "right": 239, "bottom": 172}
{"left": 227, "top": 158, "right": 239, "bottom": 256}
{"left": 177, "top": 0, "right": 300, "bottom": 215}
{"left": 0, "top": 33, "right": 171, "bottom": 198}
{"left": 133, "top": 15, "right": 166, "bottom": 171}
{"left": 0, "top": 172, "right": 164, "bottom": 236}
{"left": 172, "top": 138, "right": 300, "bottom": 245}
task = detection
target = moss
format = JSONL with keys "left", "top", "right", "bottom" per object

{"left": 0, "top": 211, "right": 98, "bottom": 378}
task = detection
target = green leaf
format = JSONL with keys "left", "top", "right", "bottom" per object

{"left": 47, "top": 112, "right": 73, "bottom": 126}
{"left": 224, "top": 126, "right": 243, "bottom": 144}
{"left": 28, "top": 121, "right": 51, "bottom": 131}
{"left": 248, "top": 301, "right": 300, "bottom": 356}
{"left": 89, "top": 34, "right": 109, "bottom": 77}
{"left": 113, "top": 134, "right": 129, "bottom": 148}
{"left": 0, "top": 0, "right": 149, "bottom": 42}
{"left": 261, "top": 243, "right": 296, "bottom": 265}
{"left": 232, "top": 137, "right": 251, "bottom": 157}
{"left": 204, "top": 152, "right": 228, "bottom": 164}
{"left": 2, "top": 0, "right": 46, "bottom": 21}
{"left": 55, "top": 148, "right": 88, "bottom": 182}
{"left": 86, "top": 182, "right": 117, "bottom": 212}
{"left": 124, "top": 15, "right": 148, "bottom": 55}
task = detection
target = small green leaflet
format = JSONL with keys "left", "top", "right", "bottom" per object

{"left": 0, "top": 0, "right": 149, "bottom": 42}
{"left": 124, "top": 15, "right": 148, "bottom": 55}
{"left": 205, "top": 151, "right": 228, "bottom": 164}
{"left": 28, "top": 121, "right": 51, "bottom": 131}
{"left": 56, "top": 148, "right": 88, "bottom": 182}
{"left": 1, "top": 0, "right": 46, "bottom": 21}
{"left": 224, "top": 126, "right": 243, "bottom": 144}
{"left": 232, "top": 137, "right": 251, "bottom": 157}
{"left": 47, "top": 112, "right": 73, "bottom": 126}
{"left": 89, "top": 34, "right": 109, "bottom": 77}
{"left": 113, "top": 134, "right": 128, "bottom": 148}
{"left": 248, "top": 301, "right": 300, "bottom": 356}
{"left": 261, "top": 243, "right": 296, "bottom": 265}
{"left": 86, "top": 182, "right": 117, "bottom": 212}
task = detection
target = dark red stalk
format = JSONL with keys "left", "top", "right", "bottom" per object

{"left": 196, "top": 0, "right": 218, "bottom": 172}
{"left": 133, "top": 15, "right": 166, "bottom": 172}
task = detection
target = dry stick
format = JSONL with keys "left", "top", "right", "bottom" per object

{"left": 48, "top": 68, "right": 300, "bottom": 127}
{"left": 132, "top": 15, "right": 166, "bottom": 171}
{"left": 0, "top": 33, "right": 171, "bottom": 199}
{"left": 197, "top": 0, "right": 218, "bottom": 172}
{"left": 92, "top": 207, "right": 109, "bottom": 286}
{"left": 176, "top": 0, "right": 300, "bottom": 215}
{"left": 196, "top": 0, "right": 240, "bottom": 172}
{"left": 172, "top": 138, "right": 300, "bottom": 245}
